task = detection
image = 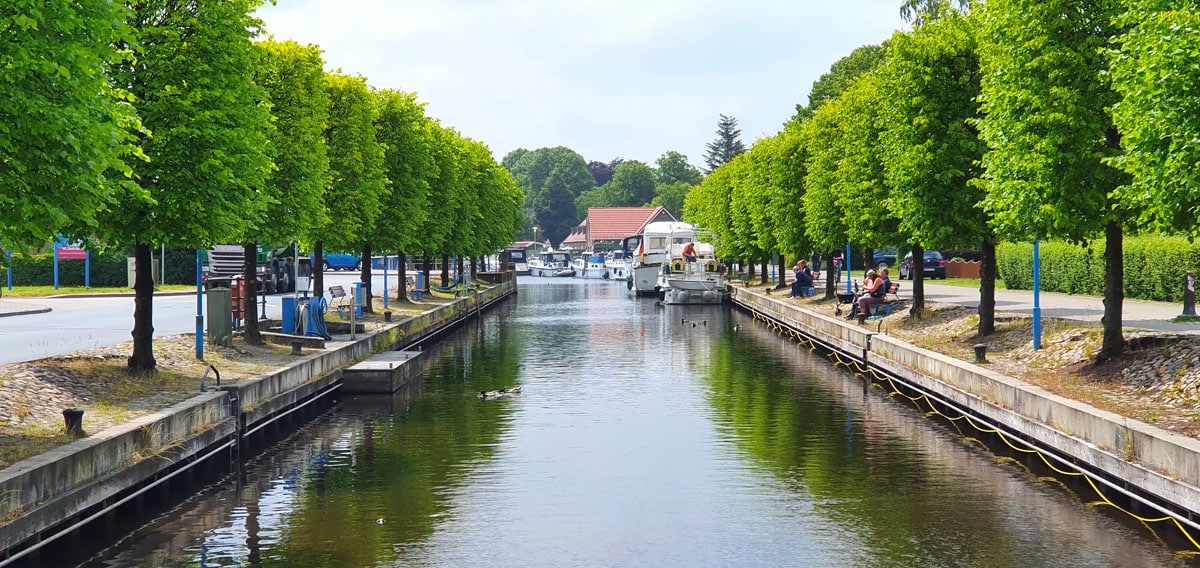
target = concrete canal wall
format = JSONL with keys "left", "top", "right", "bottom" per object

{"left": 730, "top": 286, "right": 1200, "bottom": 527}
{"left": 0, "top": 278, "right": 515, "bottom": 560}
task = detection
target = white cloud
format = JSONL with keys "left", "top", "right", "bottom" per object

{"left": 257, "top": 0, "right": 906, "bottom": 168}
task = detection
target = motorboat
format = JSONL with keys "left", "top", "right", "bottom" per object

{"left": 604, "top": 251, "right": 629, "bottom": 281}
{"left": 501, "top": 246, "right": 530, "bottom": 275}
{"left": 626, "top": 221, "right": 697, "bottom": 296}
{"left": 572, "top": 252, "right": 608, "bottom": 279}
{"left": 528, "top": 250, "right": 575, "bottom": 277}
{"left": 657, "top": 238, "right": 727, "bottom": 304}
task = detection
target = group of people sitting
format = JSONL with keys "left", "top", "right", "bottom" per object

{"left": 788, "top": 259, "right": 815, "bottom": 298}
{"left": 789, "top": 259, "right": 893, "bottom": 320}
{"left": 845, "top": 267, "right": 892, "bottom": 320}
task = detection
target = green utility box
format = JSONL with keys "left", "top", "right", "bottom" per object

{"left": 206, "top": 288, "right": 233, "bottom": 347}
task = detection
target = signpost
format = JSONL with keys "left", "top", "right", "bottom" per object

{"left": 53, "top": 237, "right": 90, "bottom": 290}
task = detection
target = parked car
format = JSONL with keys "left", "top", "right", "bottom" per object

{"left": 898, "top": 250, "right": 946, "bottom": 280}
{"left": 322, "top": 253, "right": 361, "bottom": 271}
{"left": 873, "top": 247, "right": 898, "bottom": 270}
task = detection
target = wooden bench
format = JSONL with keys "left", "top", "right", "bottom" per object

{"left": 328, "top": 285, "right": 349, "bottom": 317}
{"left": 872, "top": 281, "right": 902, "bottom": 316}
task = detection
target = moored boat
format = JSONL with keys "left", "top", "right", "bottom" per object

{"left": 655, "top": 232, "right": 727, "bottom": 305}
{"left": 627, "top": 221, "right": 696, "bottom": 296}
{"left": 572, "top": 252, "right": 608, "bottom": 279}
{"left": 528, "top": 250, "right": 575, "bottom": 277}
{"left": 604, "top": 251, "right": 629, "bottom": 281}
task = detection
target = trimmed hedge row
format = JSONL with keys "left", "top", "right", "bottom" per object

{"left": 997, "top": 236, "right": 1200, "bottom": 302}
{"left": 3, "top": 248, "right": 199, "bottom": 288}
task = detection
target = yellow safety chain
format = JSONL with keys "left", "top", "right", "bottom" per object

{"left": 740, "top": 304, "right": 1200, "bottom": 555}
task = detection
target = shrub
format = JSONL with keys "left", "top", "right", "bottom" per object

{"left": 997, "top": 236, "right": 1200, "bottom": 302}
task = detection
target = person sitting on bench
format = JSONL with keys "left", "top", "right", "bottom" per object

{"left": 849, "top": 267, "right": 891, "bottom": 319}
{"left": 788, "top": 259, "right": 814, "bottom": 298}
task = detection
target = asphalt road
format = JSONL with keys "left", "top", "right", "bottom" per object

{"left": 0, "top": 272, "right": 409, "bottom": 365}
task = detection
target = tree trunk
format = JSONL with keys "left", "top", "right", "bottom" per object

{"left": 127, "top": 242, "right": 157, "bottom": 374}
{"left": 243, "top": 242, "right": 262, "bottom": 345}
{"left": 314, "top": 241, "right": 324, "bottom": 302}
{"left": 978, "top": 237, "right": 996, "bottom": 337}
{"left": 760, "top": 257, "right": 769, "bottom": 285}
{"left": 909, "top": 244, "right": 925, "bottom": 321}
{"left": 1099, "top": 221, "right": 1125, "bottom": 361}
{"left": 775, "top": 254, "right": 788, "bottom": 289}
{"left": 747, "top": 260, "right": 755, "bottom": 280}
{"left": 361, "top": 243, "right": 374, "bottom": 314}
{"left": 825, "top": 250, "right": 837, "bottom": 299}
{"left": 441, "top": 254, "right": 451, "bottom": 286}
{"left": 422, "top": 254, "right": 432, "bottom": 292}
{"left": 398, "top": 253, "right": 410, "bottom": 303}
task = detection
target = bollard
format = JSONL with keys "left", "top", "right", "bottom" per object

{"left": 384, "top": 311, "right": 393, "bottom": 323}
{"left": 63, "top": 408, "right": 85, "bottom": 437}
{"left": 974, "top": 343, "right": 988, "bottom": 363}
{"left": 856, "top": 313, "right": 867, "bottom": 325}
{"left": 1184, "top": 271, "right": 1196, "bottom": 317}
{"left": 292, "top": 340, "right": 303, "bottom": 356}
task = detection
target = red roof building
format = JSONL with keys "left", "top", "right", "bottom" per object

{"left": 573, "top": 207, "right": 676, "bottom": 251}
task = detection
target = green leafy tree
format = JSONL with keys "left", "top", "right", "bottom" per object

{"left": 975, "top": 0, "right": 1128, "bottom": 359}
{"left": 703, "top": 114, "right": 748, "bottom": 173}
{"left": 899, "top": 0, "right": 969, "bottom": 26}
{"left": 319, "top": 72, "right": 388, "bottom": 303}
{"left": 878, "top": 13, "right": 990, "bottom": 326}
{"left": 1108, "top": 0, "right": 1200, "bottom": 239}
{"left": 102, "top": 0, "right": 273, "bottom": 372}
{"left": 533, "top": 168, "right": 583, "bottom": 247}
{"left": 374, "top": 89, "right": 435, "bottom": 302}
{"left": 802, "top": 93, "right": 854, "bottom": 298}
{"left": 792, "top": 44, "right": 885, "bottom": 122}
{"left": 504, "top": 147, "right": 593, "bottom": 240}
{"left": 608, "top": 161, "right": 658, "bottom": 206}
{"left": 684, "top": 162, "right": 735, "bottom": 261}
{"left": 651, "top": 182, "right": 691, "bottom": 220}
{"left": 1, "top": 1, "right": 142, "bottom": 255}
{"left": 243, "top": 39, "right": 331, "bottom": 343}
{"left": 655, "top": 151, "right": 703, "bottom": 186}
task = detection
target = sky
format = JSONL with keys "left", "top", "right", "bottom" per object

{"left": 256, "top": 0, "right": 909, "bottom": 171}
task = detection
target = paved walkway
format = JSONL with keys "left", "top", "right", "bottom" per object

{"left": 0, "top": 296, "right": 52, "bottom": 317}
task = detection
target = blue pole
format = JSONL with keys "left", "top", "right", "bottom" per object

{"left": 1033, "top": 240, "right": 1042, "bottom": 350}
{"left": 53, "top": 242, "right": 60, "bottom": 290}
{"left": 7, "top": 251, "right": 12, "bottom": 290}
{"left": 84, "top": 251, "right": 90, "bottom": 288}
{"left": 383, "top": 253, "right": 389, "bottom": 309}
{"left": 196, "top": 250, "right": 204, "bottom": 360}
{"left": 845, "top": 242, "right": 852, "bottom": 294}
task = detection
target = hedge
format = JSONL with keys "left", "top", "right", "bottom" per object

{"left": 997, "top": 236, "right": 1200, "bottom": 302}
{"left": 2, "top": 248, "right": 200, "bottom": 288}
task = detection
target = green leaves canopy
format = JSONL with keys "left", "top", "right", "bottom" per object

{"left": 323, "top": 72, "right": 388, "bottom": 253}
{"left": 1109, "top": 0, "right": 1200, "bottom": 237}
{"left": 1, "top": 1, "right": 141, "bottom": 251}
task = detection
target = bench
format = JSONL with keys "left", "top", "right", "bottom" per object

{"left": 430, "top": 274, "right": 474, "bottom": 297}
{"left": 328, "top": 285, "right": 349, "bottom": 318}
{"left": 872, "top": 281, "right": 903, "bottom": 316}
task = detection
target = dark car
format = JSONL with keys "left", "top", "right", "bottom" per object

{"left": 872, "top": 247, "right": 898, "bottom": 270}
{"left": 898, "top": 250, "right": 946, "bottom": 280}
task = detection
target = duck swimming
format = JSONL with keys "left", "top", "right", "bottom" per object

{"left": 479, "top": 386, "right": 522, "bottom": 398}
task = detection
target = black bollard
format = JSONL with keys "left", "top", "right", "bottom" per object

{"left": 292, "top": 340, "right": 303, "bottom": 356}
{"left": 1184, "top": 271, "right": 1196, "bottom": 317}
{"left": 63, "top": 408, "right": 85, "bottom": 437}
{"left": 974, "top": 344, "right": 988, "bottom": 363}
{"left": 384, "top": 311, "right": 393, "bottom": 323}
{"left": 856, "top": 313, "right": 867, "bottom": 325}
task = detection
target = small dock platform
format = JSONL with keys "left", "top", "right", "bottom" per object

{"left": 341, "top": 350, "right": 422, "bottom": 394}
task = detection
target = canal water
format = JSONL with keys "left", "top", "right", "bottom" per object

{"left": 74, "top": 278, "right": 1193, "bottom": 567}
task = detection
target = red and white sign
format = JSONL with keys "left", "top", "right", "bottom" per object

{"left": 57, "top": 247, "right": 87, "bottom": 260}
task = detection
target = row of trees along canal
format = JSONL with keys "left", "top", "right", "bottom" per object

{"left": 1, "top": 1, "right": 524, "bottom": 373}
{"left": 682, "top": 0, "right": 1200, "bottom": 362}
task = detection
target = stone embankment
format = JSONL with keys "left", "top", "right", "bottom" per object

{"left": 730, "top": 285, "right": 1200, "bottom": 538}
{"left": 0, "top": 277, "right": 514, "bottom": 561}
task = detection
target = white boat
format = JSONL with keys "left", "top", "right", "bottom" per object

{"left": 658, "top": 239, "right": 727, "bottom": 304}
{"left": 604, "top": 251, "right": 629, "bottom": 281}
{"left": 626, "top": 221, "right": 697, "bottom": 296}
{"left": 501, "top": 247, "right": 530, "bottom": 275}
{"left": 528, "top": 250, "right": 575, "bottom": 277}
{"left": 572, "top": 252, "right": 608, "bottom": 279}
